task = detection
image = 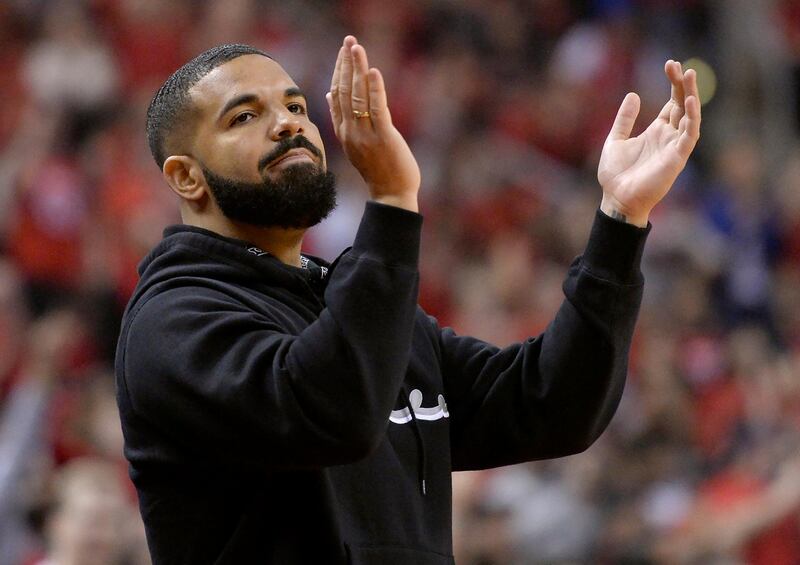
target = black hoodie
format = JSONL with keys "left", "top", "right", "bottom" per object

{"left": 115, "top": 202, "right": 648, "bottom": 564}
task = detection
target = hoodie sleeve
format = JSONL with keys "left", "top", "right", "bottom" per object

{"left": 118, "top": 202, "right": 421, "bottom": 470}
{"left": 440, "top": 210, "right": 649, "bottom": 471}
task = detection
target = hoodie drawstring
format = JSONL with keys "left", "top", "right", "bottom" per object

{"left": 401, "top": 385, "right": 428, "bottom": 496}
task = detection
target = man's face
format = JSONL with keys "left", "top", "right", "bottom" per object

{"left": 186, "top": 54, "right": 335, "bottom": 228}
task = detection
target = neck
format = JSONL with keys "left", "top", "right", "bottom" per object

{"left": 231, "top": 223, "right": 307, "bottom": 267}
{"left": 188, "top": 216, "right": 306, "bottom": 267}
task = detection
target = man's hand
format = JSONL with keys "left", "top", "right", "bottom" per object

{"left": 327, "top": 36, "right": 421, "bottom": 213}
{"left": 598, "top": 60, "right": 701, "bottom": 227}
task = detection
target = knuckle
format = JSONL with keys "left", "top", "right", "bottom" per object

{"left": 349, "top": 134, "right": 367, "bottom": 147}
{"left": 349, "top": 137, "right": 372, "bottom": 154}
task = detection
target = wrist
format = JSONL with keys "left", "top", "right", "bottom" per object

{"left": 371, "top": 194, "right": 419, "bottom": 213}
{"left": 600, "top": 194, "right": 649, "bottom": 228}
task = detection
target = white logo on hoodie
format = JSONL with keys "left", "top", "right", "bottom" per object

{"left": 389, "top": 389, "right": 449, "bottom": 424}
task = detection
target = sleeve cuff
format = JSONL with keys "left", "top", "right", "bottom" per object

{"left": 580, "top": 209, "right": 650, "bottom": 284}
{"left": 351, "top": 201, "right": 423, "bottom": 268}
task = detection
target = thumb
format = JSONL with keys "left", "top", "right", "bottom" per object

{"left": 607, "top": 92, "right": 641, "bottom": 142}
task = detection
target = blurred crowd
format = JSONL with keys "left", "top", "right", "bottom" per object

{"left": 1, "top": 0, "right": 799, "bottom": 563}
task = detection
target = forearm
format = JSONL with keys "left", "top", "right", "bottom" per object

{"left": 122, "top": 203, "right": 423, "bottom": 469}
{"left": 447, "top": 210, "right": 648, "bottom": 469}
{"left": 528, "top": 209, "right": 648, "bottom": 450}
{"left": 286, "top": 201, "right": 422, "bottom": 453}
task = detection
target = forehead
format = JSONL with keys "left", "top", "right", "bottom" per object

{"left": 189, "top": 54, "right": 298, "bottom": 114}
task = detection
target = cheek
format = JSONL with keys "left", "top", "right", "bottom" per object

{"left": 233, "top": 148, "right": 261, "bottom": 175}
{"left": 207, "top": 136, "right": 263, "bottom": 178}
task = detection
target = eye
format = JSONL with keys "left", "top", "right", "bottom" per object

{"left": 231, "top": 111, "right": 256, "bottom": 126}
{"left": 287, "top": 102, "right": 307, "bottom": 115}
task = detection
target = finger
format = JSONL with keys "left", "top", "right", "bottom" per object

{"left": 676, "top": 94, "right": 701, "bottom": 158}
{"left": 677, "top": 70, "right": 700, "bottom": 137}
{"left": 351, "top": 44, "right": 371, "bottom": 126}
{"left": 368, "top": 67, "right": 392, "bottom": 130}
{"left": 330, "top": 43, "right": 344, "bottom": 94}
{"left": 667, "top": 60, "right": 685, "bottom": 128}
{"left": 657, "top": 60, "right": 675, "bottom": 122}
{"left": 338, "top": 36, "right": 357, "bottom": 120}
{"left": 657, "top": 99, "right": 673, "bottom": 122}
{"left": 683, "top": 68, "right": 699, "bottom": 106}
{"left": 607, "top": 92, "right": 641, "bottom": 142}
{"left": 326, "top": 92, "right": 342, "bottom": 134}
{"left": 666, "top": 60, "right": 685, "bottom": 105}
{"left": 329, "top": 45, "right": 346, "bottom": 129}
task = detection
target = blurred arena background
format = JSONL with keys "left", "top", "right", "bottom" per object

{"left": 1, "top": 0, "right": 800, "bottom": 563}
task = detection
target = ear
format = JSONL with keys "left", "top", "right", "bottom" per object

{"left": 163, "top": 156, "right": 207, "bottom": 202}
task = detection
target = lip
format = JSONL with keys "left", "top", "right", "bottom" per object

{"left": 266, "top": 148, "right": 316, "bottom": 170}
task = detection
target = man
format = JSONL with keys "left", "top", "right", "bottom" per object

{"left": 115, "top": 36, "right": 700, "bottom": 563}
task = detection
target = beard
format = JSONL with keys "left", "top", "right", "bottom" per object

{"left": 202, "top": 160, "right": 337, "bottom": 230}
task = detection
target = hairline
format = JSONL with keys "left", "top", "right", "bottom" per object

{"left": 147, "top": 45, "right": 272, "bottom": 169}
{"left": 164, "top": 52, "right": 274, "bottom": 164}
{"left": 179, "top": 53, "right": 291, "bottom": 163}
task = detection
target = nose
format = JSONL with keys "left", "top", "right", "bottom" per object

{"left": 270, "top": 107, "right": 303, "bottom": 140}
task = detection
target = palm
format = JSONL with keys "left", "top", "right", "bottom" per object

{"left": 597, "top": 61, "right": 701, "bottom": 223}
{"left": 599, "top": 117, "right": 687, "bottom": 212}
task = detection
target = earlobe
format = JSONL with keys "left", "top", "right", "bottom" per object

{"left": 163, "top": 156, "right": 207, "bottom": 202}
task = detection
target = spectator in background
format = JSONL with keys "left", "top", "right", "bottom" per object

{"left": 22, "top": 0, "right": 118, "bottom": 116}
{"left": 0, "top": 1, "right": 798, "bottom": 563}
{"left": 31, "top": 458, "right": 137, "bottom": 565}
{"left": 701, "top": 138, "right": 780, "bottom": 331}
{"left": 0, "top": 286, "right": 82, "bottom": 563}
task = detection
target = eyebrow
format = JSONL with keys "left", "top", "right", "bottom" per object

{"left": 217, "top": 88, "right": 307, "bottom": 122}
{"left": 284, "top": 87, "right": 306, "bottom": 100}
{"left": 218, "top": 93, "right": 259, "bottom": 121}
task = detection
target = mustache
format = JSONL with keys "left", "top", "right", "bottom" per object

{"left": 258, "top": 135, "right": 323, "bottom": 172}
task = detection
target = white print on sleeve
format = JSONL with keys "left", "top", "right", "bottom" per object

{"left": 389, "top": 389, "right": 449, "bottom": 425}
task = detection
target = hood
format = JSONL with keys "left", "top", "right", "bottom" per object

{"left": 128, "top": 224, "right": 332, "bottom": 316}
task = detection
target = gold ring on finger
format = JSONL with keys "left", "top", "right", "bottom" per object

{"left": 352, "top": 110, "right": 371, "bottom": 119}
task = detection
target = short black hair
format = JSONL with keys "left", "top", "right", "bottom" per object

{"left": 146, "top": 44, "right": 271, "bottom": 169}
